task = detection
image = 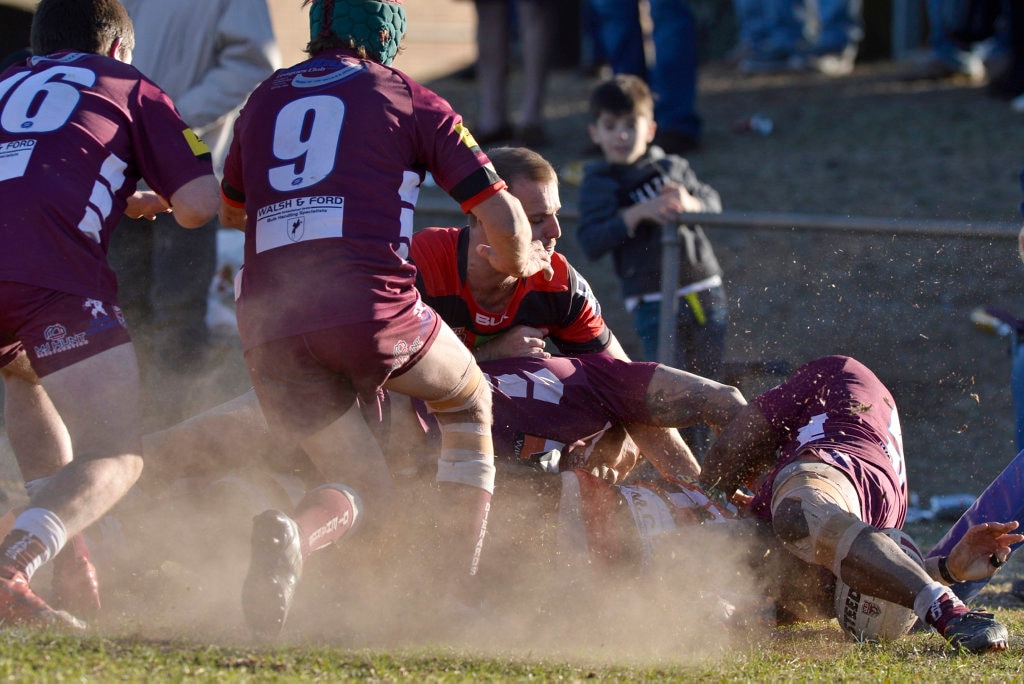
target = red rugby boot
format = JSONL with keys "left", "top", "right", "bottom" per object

{"left": 51, "top": 538, "right": 101, "bottom": 619}
{"left": 0, "top": 567, "right": 86, "bottom": 630}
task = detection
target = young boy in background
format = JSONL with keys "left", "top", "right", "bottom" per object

{"left": 577, "top": 74, "right": 727, "bottom": 455}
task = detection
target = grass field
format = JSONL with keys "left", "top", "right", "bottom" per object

{"left": 4, "top": 613, "right": 1024, "bottom": 682}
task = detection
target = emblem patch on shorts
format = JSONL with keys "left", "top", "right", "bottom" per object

{"left": 34, "top": 322, "right": 87, "bottom": 359}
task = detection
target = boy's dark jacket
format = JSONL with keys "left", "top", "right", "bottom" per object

{"left": 578, "top": 145, "right": 722, "bottom": 299}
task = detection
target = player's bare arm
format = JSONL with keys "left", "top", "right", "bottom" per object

{"left": 124, "top": 190, "right": 170, "bottom": 220}
{"left": 472, "top": 190, "right": 554, "bottom": 281}
{"left": 219, "top": 200, "right": 246, "bottom": 231}
{"left": 643, "top": 365, "right": 746, "bottom": 433}
{"left": 474, "top": 326, "right": 551, "bottom": 361}
{"left": 699, "top": 402, "right": 779, "bottom": 495}
{"left": 600, "top": 332, "right": 631, "bottom": 362}
{"left": 169, "top": 174, "right": 221, "bottom": 228}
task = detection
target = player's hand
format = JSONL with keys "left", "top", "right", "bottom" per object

{"left": 948, "top": 521, "right": 1023, "bottom": 581}
{"left": 475, "top": 240, "right": 554, "bottom": 282}
{"left": 478, "top": 326, "right": 550, "bottom": 360}
{"left": 125, "top": 190, "right": 170, "bottom": 220}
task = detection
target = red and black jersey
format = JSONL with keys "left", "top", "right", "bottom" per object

{"left": 410, "top": 226, "right": 612, "bottom": 354}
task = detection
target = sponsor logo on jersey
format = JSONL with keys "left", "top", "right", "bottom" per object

{"left": 182, "top": 128, "right": 210, "bottom": 157}
{"left": 474, "top": 312, "right": 510, "bottom": 328}
{"left": 35, "top": 322, "right": 87, "bottom": 359}
{"left": 455, "top": 123, "right": 478, "bottom": 149}
{"left": 291, "top": 60, "right": 367, "bottom": 89}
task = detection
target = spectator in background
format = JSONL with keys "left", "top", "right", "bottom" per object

{"left": 579, "top": 76, "right": 726, "bottom": 376}
{"left": 467, "top": 0, "right": 553, "bottom": 147}
{"left": 577, "top": 75, "right": 726, "bottom": 456}
{"left": 735, "top": 0, "right": 863, "bottom": 76}
{"left": 108, "top": 0, "right": 280, "bottom": 429}
{"left": 587, "top": 0, "right": 702, "bottom": 154}
{"left": 918, "top": 0, "right": 985, "bottom": 80}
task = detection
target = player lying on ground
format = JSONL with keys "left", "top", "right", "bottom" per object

{"left": 0, "top": 0, "right": 220, "bottom": 629}
{"left": 699, "top": 354, "right": 1022, "bottom": 653}
{"left": 218, "top": 0, "right": 557, "bottom": 639}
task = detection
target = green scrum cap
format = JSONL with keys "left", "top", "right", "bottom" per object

{"left": 308, "top": 0, "right": 407, "bottom": 66}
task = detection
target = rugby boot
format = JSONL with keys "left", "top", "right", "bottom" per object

{"left": 0, "top": 568, "right": 86, "bottom": 630}
{"left": 941, "top": 609, "right": 1009, "bottom": 653}
{"left": 51, "top": 544, "right": 101, "bottom": 619}
{"left": 242, "top": 510, "right": 303, "bottom": 638}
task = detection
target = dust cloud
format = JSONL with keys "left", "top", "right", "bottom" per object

{"left": 4, "top": 403, "right": 778, "bottom": 666}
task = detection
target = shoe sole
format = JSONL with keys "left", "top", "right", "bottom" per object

{"left": 241, "top": 510, "right": 303, "bottom": 638}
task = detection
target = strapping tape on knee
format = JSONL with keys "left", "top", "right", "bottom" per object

{"left": 426, "top": 364, "right": 486, "bottom": 415}
{"left": 437, "top": 457, "right": 496, "bottom": 493}
{"left": 436, "top": 421, "right": 496, "bottom": 492}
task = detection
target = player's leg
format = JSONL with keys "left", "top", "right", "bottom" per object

{"left": 384, "top": 323, "right": 495, "bottom": 588}
{"left": 0, "top": 351, "right": 72, "bottom": 480}
{"left": 0, "top": 342, "right": 144, "bottom": 629}
{"left": 238, "top": 337, "right": 380, "bottom": 638}
{"left": 139, "top": 388, "right": 275, "bottom": 493}
{"left": 770, "top": 456, "right": 1007, "bottom": 652}
{"left": 568, "top": 354, "right": 744, "bottom": 478}
{"left": 473, "top": 0, "right": 512, "bottom": 139}
{"left": 0, "top": 354, "right": 100, "bottom": 619}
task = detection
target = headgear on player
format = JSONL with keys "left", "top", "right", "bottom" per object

{"left": 832, "top": 528, "right": 924, "bottom": 641}
{"left": 305, "top": 0, "right": 407, "bottom": 66}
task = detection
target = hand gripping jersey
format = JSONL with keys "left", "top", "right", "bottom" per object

{"left": 411, "top": 226, "right": 612, "bottom": 354}
{"left": 0, "top": 51, "right": 213, "bottom": 301}
{"left": 749, "top": 355, "right": 908, "bottom": 529}
{"left": 220, "top": 49, "right": 505, "bottom": 349}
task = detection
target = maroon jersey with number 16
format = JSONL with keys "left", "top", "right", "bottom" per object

{"left": 0, "top": 51, "right": 213, "bottom": 302}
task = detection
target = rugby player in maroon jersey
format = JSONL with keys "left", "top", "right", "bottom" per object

{"left": 0, "top": 0, "right": 220, "bottom": 628}
{"left": 700, "top": 355, "right": 1020, "bottom": 653}
{"left": 218, "top": 0, "right": 552, "bottom": 637}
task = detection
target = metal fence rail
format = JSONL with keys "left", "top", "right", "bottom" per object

{"left": 415, "top": 196, "right": 1020, "bottom": 240}
{"left": 415, "top": 194, "right": 1021, "bottom": 363}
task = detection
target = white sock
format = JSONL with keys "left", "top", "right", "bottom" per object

{"left": 11, "top": 508, "right": 67, "bottom": 581}
{"left": 912, "top": 581, "right": 962, "bottom": 624}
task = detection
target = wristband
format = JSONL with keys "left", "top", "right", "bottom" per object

{"left": 938, "top": 555, "right": 962, "bottom": 585}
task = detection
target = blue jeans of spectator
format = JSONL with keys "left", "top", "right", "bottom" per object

{"left": 752, "top": 0, "right": 862, "bottom": 56}
{"left": 927, "top": 0, "right": 972, "bottom": 64}
{"left": 632, "top": 285, "right": 728, "bottom": 379}
{"left": 588, "top": 0, "right": 701, "bottom": 139}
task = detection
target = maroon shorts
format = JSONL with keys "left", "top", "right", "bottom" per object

{"left": 0, "top": 282, "right": 131, "bottom": 377}
{"left": 245, "top": 300, "right": 441, "bottom": 440}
